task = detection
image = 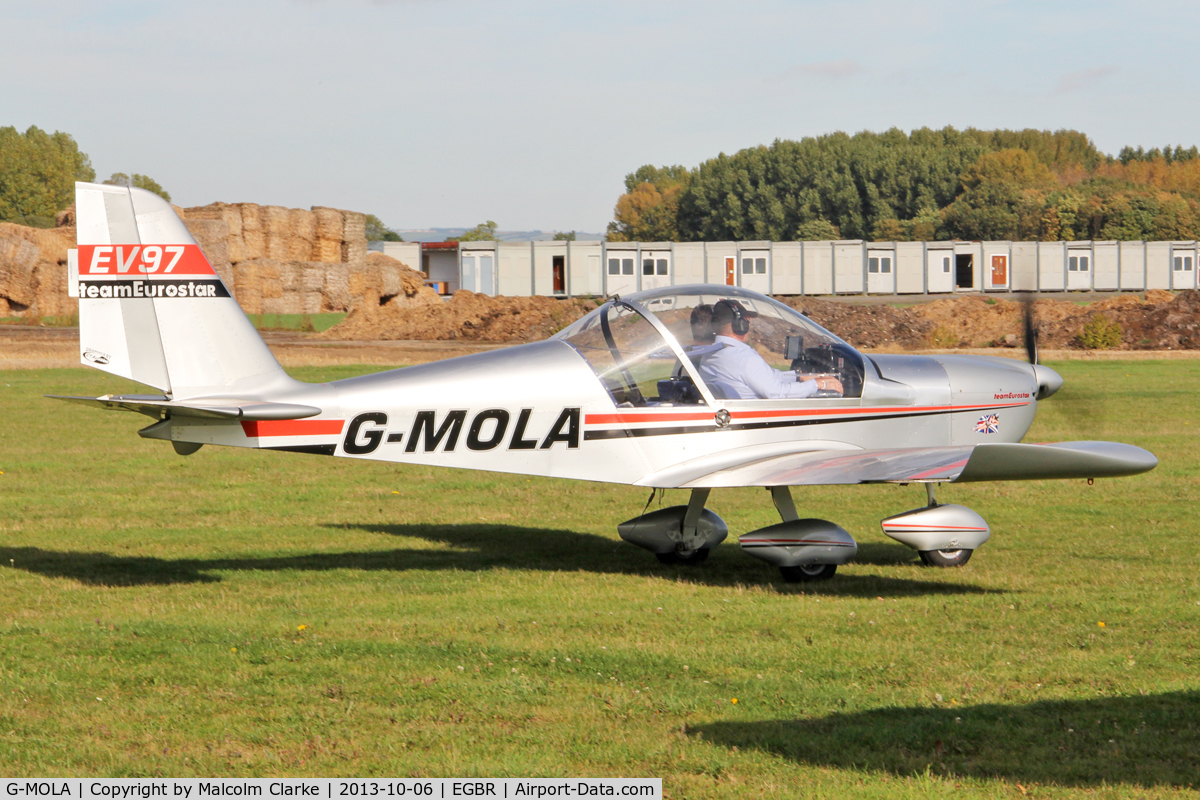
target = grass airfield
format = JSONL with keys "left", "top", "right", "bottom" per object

{"left": 0, "top": 360, "right": 1197, "bottom": 797}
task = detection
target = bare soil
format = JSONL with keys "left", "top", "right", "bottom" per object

{"left": 323, "top": 287, "right": 1200, "bottom": 353}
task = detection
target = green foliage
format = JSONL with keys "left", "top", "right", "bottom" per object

{"left": 794, "top": 218, "right": 841, "bottom": 240}
{"left": 102, "top": 172, "right": 171, "bottom": 202}
{"left": 1076, "top": 313, "right": 1123, "bottom": 349}
{"left": 552, "top": 230, "right": 576, "bottom": 241}
{"left": 613, "top": 127, "right": 1200, "bottom": 242}
{"left": 608, "top": 165, "right": 691, "bottom": 241}
{"left": 364, "top": 214, "right": 403, "bottom": 241}
{"left": 0, "top": 125, "right": 95, "bottom": 219}
{"left": 246, "top": 312, "right": 346, "bottom": 332}
{"left": 450, "top": 220, "right": 499, "bottom": 242}
{"left": 1119, "top": 144, "right": 1200, "bottom": 164}
{"left": 1, "top": 214, "right": 55, "bottom": 228}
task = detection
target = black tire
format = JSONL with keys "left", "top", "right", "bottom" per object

{"left": 780, "top": 563, "right": 837, "bottom": 582}
{"left": 656, "top": 548, "right": 710, "bottom": 566}
{"left": 918, "top": 548, "right": 973, "bottom": 567}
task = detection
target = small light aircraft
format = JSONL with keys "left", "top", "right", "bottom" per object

{"left": 54, "top": 183, "right": 1158, "bottom": 581}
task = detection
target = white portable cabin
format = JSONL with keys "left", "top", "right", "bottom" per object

{"left": 392, "top": 237, "right": 1200, "bottom": 299}
{"left": 1170, "top": 241, "right": 1197, "bottom": 290}
{"left": 376, "top": 241, "right": 422, "bottom": 272}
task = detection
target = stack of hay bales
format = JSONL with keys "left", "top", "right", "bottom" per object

{"left": 0, "top": 223, "right": 75, "bottom": 317}
{"left": 0, "top": 201, "right": 419, "bottom": 321}
{"left": 179, "top": 202, "right": 409, "bottom": 316}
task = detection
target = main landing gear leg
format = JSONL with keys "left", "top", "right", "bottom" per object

{"left": 770, "top": 485, "right": 799, "bottom": 522}
{"left": 657, "top": 488, "right": 713, "bottom": 565}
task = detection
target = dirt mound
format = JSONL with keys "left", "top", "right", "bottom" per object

{"left": 778, "top": 296, "right": 936, "bottom": 349}
{"left": 323, "top": 289, "right": 601, "bottom": 342}
{"left": 321, "top": 289, "right": 1200, "bottom": 351}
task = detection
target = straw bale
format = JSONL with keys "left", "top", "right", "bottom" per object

{"left": 281, "top": 262, "right": 307, "bottom": 293}
{"left": 182, "top": 203, "right": 223, "bottom": 221}
{"left": 323, "top": 264, "right": 350, "bottom": 311}
{"left": 222, "top": 206, "right": 242, "bottom": 238}
{"left": 241, "top": 204, "right": 263, "bottom": 232}
{"left": 262, "top": 294, "right": 302, "bottom": 316}
{"left": 341, "top": 239, "right": 368, "bottom": 264}
{"left": 287, "top": 236, "right": 312, "bottom": 261}
{"left": 311, "top": 238, "right": 342, "bottom": 263}
{"left": 262, "top": 206, "right": 290, "bottom": 236}
{"left": 184, "top": 219, "right": 230, "bottom": 269}
{"left": 290, "top": 209, "right": 316, "bottom": 241}
{"left": 342, "top": 211, "right": 366, "bottom": 242}
{"left": 265, "top": 233, "right": 291, "bottom": 261}
{"left": 232, "top": 265, "right": 263, "bottom": 314}
{"left": 56, "top": 205, "right": 76, "bottom": 227}
{"left": 227, "top": 234, "right": 247, "bottom": 263}
{"left": 312, "top": 207, "right": 344, "bottom": 241}
{"left": 242, "top": 230, "right": 265, "bottom": 260}
{"left": 301, "top": 291, "right": 323, "bottom": 315}
{"left": 0, "top": 234, "right": 41, "bottom": 307}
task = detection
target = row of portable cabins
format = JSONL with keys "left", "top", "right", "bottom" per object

{"left": 374, "top": 239, "right": 1200, "bottom": 298}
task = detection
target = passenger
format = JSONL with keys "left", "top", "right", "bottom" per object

{"left": 689, "top": 303, "right": 716, "bottom": 345}
{"left": 698, "top": 299, "right": 843, "bottom": 399}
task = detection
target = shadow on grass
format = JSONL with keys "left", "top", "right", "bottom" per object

{"left": 693, "top": 691, "right": 1200, "bottom": 790}
{"left": 0, "top": 522, "right": 996, "bottom": 597}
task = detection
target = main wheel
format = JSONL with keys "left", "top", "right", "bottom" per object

{"left": 918, "top": 548, "right": 973, "bottom": 567}
{"left": 656, "top": 548, "right": 710, "bottom": 566}
{"left": 780, "top": 563, "right": 837, "bottom": 582}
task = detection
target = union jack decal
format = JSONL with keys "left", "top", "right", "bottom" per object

{"left": 974, "top": 413, "right": 1000, "bottom": 434}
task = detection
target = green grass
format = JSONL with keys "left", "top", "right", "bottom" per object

{"left": 246, "top": 313, "right": 346, "bottom": 333}
{"left": 0, "top": 314, "right": 79, "bottom": 327}
{"left": 1, "top": 361, "right": 1198, "bottom": 795}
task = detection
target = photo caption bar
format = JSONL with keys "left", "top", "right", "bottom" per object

{"left": 1, "top": 780, "right": 660, "bottom": 800}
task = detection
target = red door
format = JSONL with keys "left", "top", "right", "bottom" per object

{"left": 725, "top": 257, "right": 736, "bottom": 286}
{"left": 991, "top": 255, "right": 1008, "bottom": 286}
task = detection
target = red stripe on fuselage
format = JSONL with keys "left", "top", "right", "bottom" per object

{"left": 241, "top": 419, "right": 345, "bottom": 437}
{"left": 584, "top": 401, "right": 1030, "bottom": 427}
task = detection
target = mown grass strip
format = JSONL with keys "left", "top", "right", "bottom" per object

{"left": 0, "top": 362, "right": 1196, "bottom": 795}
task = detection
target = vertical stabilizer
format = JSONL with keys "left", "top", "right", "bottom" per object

{"left": 75, "top": 182, "right": 290, "bottom": 399}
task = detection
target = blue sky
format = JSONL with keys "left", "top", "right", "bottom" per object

{"left": 3, "top": 1, "right": 1198, "bottom": 232}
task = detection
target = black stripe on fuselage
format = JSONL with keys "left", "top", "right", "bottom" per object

{"left": 583, "top": 406, "right": 999, "bottom": 441}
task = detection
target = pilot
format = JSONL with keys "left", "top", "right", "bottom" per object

{"left": 698, "top": 299, "right": 843, "bottom": 399}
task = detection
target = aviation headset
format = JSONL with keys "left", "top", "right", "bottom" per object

{"left": 719, "top": 300, "right": 751, "bottom": 335}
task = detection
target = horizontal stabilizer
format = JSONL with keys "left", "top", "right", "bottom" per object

{"left": 48, "top": 394, "right": 321, "bottom": 421}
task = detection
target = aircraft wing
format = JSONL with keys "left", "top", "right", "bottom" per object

{"left": 639, "top": 441, "right": 1157, "bottom": 488}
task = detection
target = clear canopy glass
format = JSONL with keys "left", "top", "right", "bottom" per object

{"left": 555, "top": 285, "right": 865, "bottom": 406}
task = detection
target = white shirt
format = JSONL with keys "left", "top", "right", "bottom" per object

{"left": 698, "top": 335, "right": 818, "bottom": 400}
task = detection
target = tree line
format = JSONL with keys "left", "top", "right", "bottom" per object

{"left": 607, "top": 127, "right": 1200, "bottom": 243}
